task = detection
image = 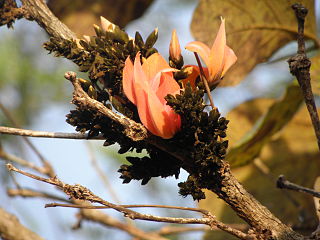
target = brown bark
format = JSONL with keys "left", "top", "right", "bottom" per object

{"left": 21, "top": 0, "right": 76, "bottom": 39}
{"left": 209, "top": 164, "right": 303, "bottom": 239}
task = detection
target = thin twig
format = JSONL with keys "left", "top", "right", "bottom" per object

{"left": 0, "top": 126, "right": 105, "bottom": 139}
{"left": 0, "top": 147, "right": 48, "bottom": 174}
{"left": 288, "top": 3, "right": 320, "bottom": 151}
{"left": 7, "top": 188, "right": 70, "bottom": 203}
{"left": 7, "top": 163, "right": 250, "bottom": 240}
{"left": 193, "top": 53, "right": 216, "bottom": 110}
{"left": 8, "top": 188, "right": 166, "bottom": 240}
{"left": 277, "top": 175, "right": 320, "bottom": 198}
{"left": 45, "top": 202, "right": 208, "bottom": 214}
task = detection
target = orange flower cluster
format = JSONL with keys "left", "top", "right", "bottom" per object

{"left": 121, "top": 17, "right": 237, "bottom": 139}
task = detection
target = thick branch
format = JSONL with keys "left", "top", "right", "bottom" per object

{"left": 0, "top": 208, "right": 44, "bottom": 240}
{"left": 209, "top": 163, "right": 302, "bottom": 239}
{"left": 21, "top": 0, "right": 76, "bottom": 39}
{"left": 65, "top": 72, "right": 148, "bottom": 142}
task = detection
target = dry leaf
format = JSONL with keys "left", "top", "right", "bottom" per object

{"left": 226, "top": 83, "right": 303, "bottom": 167}
{"left": 47, "top": 0, "right": 154, "bottom": 35}
{"left": 310, "top": 54, "right": 320, "bottom": 95}
{"left": 191, "top": 0, "right": 318, "bottom": 86}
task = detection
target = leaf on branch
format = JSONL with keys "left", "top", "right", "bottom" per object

{"left": 226, "top": 83, "right": 303, "bottom": 167}
{"left": 310, "top": 53, "right": 320, "bottom": 95}
{"left": 47, "top": 0, "right": 154, "bottom": 35}
{"left": 191, "top": 0, "right": 317, "bottom": 86}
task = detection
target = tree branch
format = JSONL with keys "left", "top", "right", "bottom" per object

{"left": 64, "top": 72, "right": 148, "bottom": 142}
{"left": 0, "top": 207, "right": 44, "bottom": 240}
{"left": 0, "top": 126, "right": 105, "bottom": 139}
{"left": 288, "top": 3, "right": 320, "bottom": 151}
{"left": 21, "top": 0, "right": 76, "bottom": 39}
{"left": 7, "top": 163, "right": 250, "bottom": 240}
{"left": 0, "top": 147, "right": 48, "bottom": 175}
{"left": 277, "top": 175, "right": 320, "bottom": 198}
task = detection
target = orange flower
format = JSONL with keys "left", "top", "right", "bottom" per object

{"left": 122, "top": 52, "right": 181, "bottom": 139}
{"left": 185, "top": 18, "right": 237, "bottom": 87}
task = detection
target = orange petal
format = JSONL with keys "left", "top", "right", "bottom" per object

{"left": 133, "top": 52, "right": 149, "bottom": 89}
{"left": 181, "top": 65, "right": 209, "bottom": 89}
{"left": 134, "top": 83, "right": 159, "bottom": 136}
{"left": 146, "top": 90, "right": 178, "bottom": 139}
{"left": 156, "top": 72, "right": 180, "bottom": 104}
{"left": 122, "top": 56, "right": 136, "bottom": 104}
{"left": 185, "top": 41, "right": 210, "bottom": 65}
{"left": 208, "top": 18, "right": 226, "bottom": 83}
{"left": 142, "top": 53, "right": 170, "bottom": 82}
{"left": 221, "top": 46, "right": 237, "bottom": 77}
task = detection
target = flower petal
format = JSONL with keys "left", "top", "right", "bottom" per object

{"left": 134, "top": 83, "right": 159, "bottom": 136}
{"left": 208, "top": 18, "right": 226, "bottom": 82}
{"left": 142, "top": 53, "right": 170, "bottom": 83}
{"left": 122, "top": 56, "right": 136, "bottom": 104}
{"left": 221, "top": 46, "right": 237, "bottom": 77}
{"left": 185, "top": 41, "right": 210, "bottom": 65}
{"left": 156, "top": 72, "right": 180, "bottom": 104}
{"left": 181, "top": 65, "right": 209, "bottom": 89}
{"left": 133, "top": 52, "right": 149, "bottom": 89}
{"left": 146, "top": 90, "right": 179, "bottom": 139}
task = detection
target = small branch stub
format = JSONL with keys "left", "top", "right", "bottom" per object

{"left": 277, "top": 175, "right": 320, "bottom": 198}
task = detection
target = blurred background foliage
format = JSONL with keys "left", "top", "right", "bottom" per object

{"left": 0, "top": 0, "right": 320, "bottom": 240}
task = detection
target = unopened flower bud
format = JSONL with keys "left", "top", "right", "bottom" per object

{"left": 100, "top": 16, "right": 116, "bottom": 32}
{"left": 169, "top": 29, "right": 182, "bottom": 63}
{"left": 83, "top": 35, "right": 90, "bottom": 43}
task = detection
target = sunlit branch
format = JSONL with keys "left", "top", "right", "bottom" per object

{"left": 0, "top": 147, "right": 48, "bottom": 175}
{"left": 0, "top": 126, "right": 105, "bottom": 140}
{"left": 7, "top": 188, "right": 70, "bottom": 203}
{"left": 7, "top": 163, "right": 250, "bottom": 240}
{"left": 45, "top": 202, "right": 208, "bottom": 214}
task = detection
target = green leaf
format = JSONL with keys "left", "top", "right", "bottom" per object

{"left": 191, "top": 0, "right": 318, "bottom": 86}
{"left": 226, "top": 83, "right": 303, "bottom": 167}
